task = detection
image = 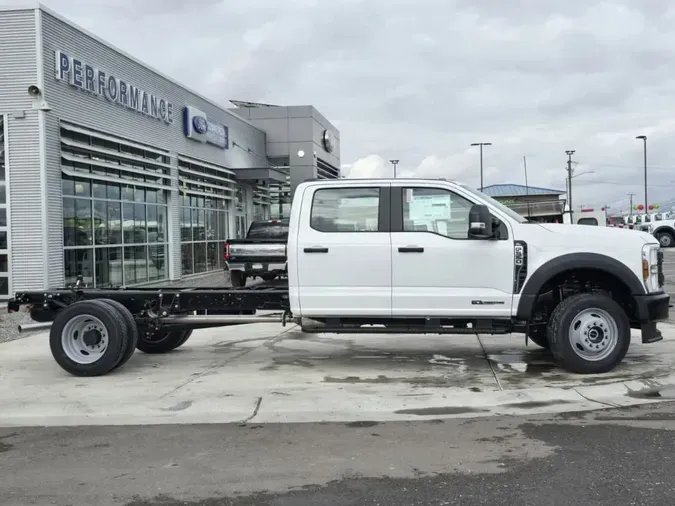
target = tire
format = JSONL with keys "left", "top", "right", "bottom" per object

{"left": 136, "top": 327, "right": 193, "bottom": 354}
{"left": 49, "top": 300, "right": 129, "bottom": 377}
{"left": 547, "top": 293, "right": 630, "bottom": 374}
{"left": 230, "top": 270, "right": 246, "bottom": 287}
{"left": 99, "top": 299, "right": 139, "bottom": 370}
{"left": 657, "top": 231, "right": 674, "bottom": 248}
{"left": 527, "top": 326, "right": 549, "bottom": 349}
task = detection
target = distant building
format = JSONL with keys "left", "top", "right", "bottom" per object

{"left": 482, "top": 184, "right": 566, "bottom": 222}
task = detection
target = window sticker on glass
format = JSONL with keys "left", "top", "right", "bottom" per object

{"left": 405, "top": 188, "right": 414, "bottom": 203}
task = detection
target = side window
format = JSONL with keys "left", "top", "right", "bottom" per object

{"left": 310, "top": 187, "right": 380, "bottom": 232}
{"left": 577, "top": 217, "right": 598, "bottom": 226}
{"left": 402, "top": 187, "right": 473, "bottom": 239}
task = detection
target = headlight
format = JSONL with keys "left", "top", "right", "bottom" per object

{"left": 642, "top": 243, "right": 661, "bottom": 293}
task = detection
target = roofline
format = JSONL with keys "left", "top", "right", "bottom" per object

{"left": 482, "top": 184, "right": 565, "bottom": 195}
{"left": 306, "top": 178, "right": 460, "bottom": 184}
{"left": 0, "top": 2, "right": 259, "bottom": 130}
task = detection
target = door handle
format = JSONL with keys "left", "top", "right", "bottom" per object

{"left": 304, "top": 247, "right": 329, "bottom": 253}
{"left": 398, "top": 246, "right": 424, "bottom": 253}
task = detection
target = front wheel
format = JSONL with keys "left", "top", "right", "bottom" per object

{"left": 657, "top": 231, "right": 674, "bottom": 248}
{"left": 547, "top": 293, "right": 630, "bottom": 374}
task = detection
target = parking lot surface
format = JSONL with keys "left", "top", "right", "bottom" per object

{"left": 1, "top": 248, "right": 675, "bottom": 427}
{"left": 2, "top": 320, "right": 675, "bottom": 427}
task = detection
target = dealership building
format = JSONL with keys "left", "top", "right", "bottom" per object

{"left": 0, "top": 4, "right": 341, "bottom": 298}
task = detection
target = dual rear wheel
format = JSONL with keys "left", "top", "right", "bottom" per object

{"left": 49, "top": 299, "right": 192, "bottom": 376}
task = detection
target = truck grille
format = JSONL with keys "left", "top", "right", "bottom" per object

{"left": 658, "top": 249, "right": 665, "bottom": 287}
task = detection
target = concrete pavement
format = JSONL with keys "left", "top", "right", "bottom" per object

{"left": 2, "top": 320, "right": 675, "bottom": 427}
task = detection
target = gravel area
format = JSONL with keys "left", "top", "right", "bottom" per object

{"left": 0, "top": 306, "right": 35, "bottom": 344}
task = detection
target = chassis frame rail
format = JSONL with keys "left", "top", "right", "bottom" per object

{"left": 8, "top": 282, "right": 290, "bottom": 322}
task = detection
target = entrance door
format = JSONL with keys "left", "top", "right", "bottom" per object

{"left": 293, "top": 183, "right": 391, "bottom": 317}
{"left": 390, "top": 184, "right": 514, "bottom": 317}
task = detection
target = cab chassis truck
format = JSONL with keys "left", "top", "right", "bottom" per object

{"left": 7, "top": 178, "right": 671, "bottom": 377}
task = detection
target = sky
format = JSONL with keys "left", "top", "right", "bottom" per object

{"left": 6, "top": 0, "right": 675, "bottom": 213}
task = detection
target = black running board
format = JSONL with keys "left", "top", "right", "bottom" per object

{"left": 300, "top": 317, "right": 514, "bottom": 335}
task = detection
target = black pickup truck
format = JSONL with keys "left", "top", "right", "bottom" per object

{"left": 224, "top": 219, "right": 289, "bottom": 287}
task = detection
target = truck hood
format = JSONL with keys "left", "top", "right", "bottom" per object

{"left": 526, "top": 222, "right": 657, "bottom": 245}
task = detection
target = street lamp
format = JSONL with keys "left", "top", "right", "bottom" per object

{"left": 636, "top": 135, "right": 647, "bottom": 211}
{"left": 470, "top": 142, "right": 492, "bottom": 191}
{"left": 389, "top": 159, "right": 399, "bottom": 178}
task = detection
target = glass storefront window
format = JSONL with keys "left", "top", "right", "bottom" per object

{"left": 177, "top": 157, "right": 234, "bottom": 277}
{"left": 180, "top": 198, "right": 229, "bottom": 275}
{"left": 62, "top": 175, "right": 169, "bottom": 288}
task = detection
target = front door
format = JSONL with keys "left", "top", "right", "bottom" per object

{"left": 390, "top": 184, "right": 514, "bottom": 317}
{"left": 293, "top": 183, "right": 391, "bottom": 317}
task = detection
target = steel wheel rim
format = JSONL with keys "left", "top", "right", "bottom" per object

{"left": 660, "top": 235, "right": 672, "bottom": 247}
{"left": 568, "top": 307, "right": 619, "bottom": 362}
{"left": 61, "top": 315, "right": 109, "bottom": 364}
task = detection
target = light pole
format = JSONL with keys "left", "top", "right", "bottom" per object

{"left": 626, "top": 192, "right": 635, "bottom": 216}
{"left": 470, "top": 142, "right": 492, "bottom": 191}
{"left": 389, "top": 159, "right": 399, "bottom": 178}
{"left": 565, "top": 150, "right": 575, "bottom": 223}
{"left": 636, "top": 135, "right": 647, "bottom": 211}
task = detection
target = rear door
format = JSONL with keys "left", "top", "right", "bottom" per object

{"left": 293, "top": 183, "right": 392, "bottom": 317}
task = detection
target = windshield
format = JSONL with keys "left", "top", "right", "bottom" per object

{"left": 246, "top": 220, "right": 290, "bottom": 240}
{"left": 460, "top": 184, "right": 529, "bottom": 224}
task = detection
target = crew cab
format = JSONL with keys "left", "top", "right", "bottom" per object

{"left": 8, "top": 178, "right": 670, "bottom": 377}
{"left": 224, "top": 218, "right": 288, "bottom": 286}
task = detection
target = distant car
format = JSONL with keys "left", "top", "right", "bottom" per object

{"left": 224, "top": 219, "right": 289, "bottom": 287}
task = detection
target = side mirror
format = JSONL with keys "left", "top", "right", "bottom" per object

{"left": 468, "top": 204, "right": 493, "bottom": 239}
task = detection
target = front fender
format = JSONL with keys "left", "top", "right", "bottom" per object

{"left": 515, "top": 252, "right": 645, "bottom": 319}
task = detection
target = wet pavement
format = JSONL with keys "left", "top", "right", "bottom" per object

{"left": 2, "top": 320, "right": 675, "bottom": 427}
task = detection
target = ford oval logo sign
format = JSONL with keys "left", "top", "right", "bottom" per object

{"left": 192, "top": 116, "right": 208, "bottom": 134}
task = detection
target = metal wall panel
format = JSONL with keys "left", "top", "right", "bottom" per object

{"left": 0, "top": 9, "right": 37, "bottom": 113}
{"left": 6, "top": 111, "right": 45, "bottom": 291}
{"left": 0, "top": 9, "right": 45, "bottom": 292}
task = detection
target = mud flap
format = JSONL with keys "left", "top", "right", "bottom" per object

{"left": 641, "top": 322, "right": 663, "bottom": 344}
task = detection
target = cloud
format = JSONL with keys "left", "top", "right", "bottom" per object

{"left": 14, "top": 0, "right": 675, "bottom": 213}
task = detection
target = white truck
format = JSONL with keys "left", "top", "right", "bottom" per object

{"left": 9, "top": 178, "right": 670, "bottom": 377}
{"left": 564, "top": 206, "right": 607, "bottom": 226}
{"left": 646, "top": 218, "right": 675, "bottom": 247}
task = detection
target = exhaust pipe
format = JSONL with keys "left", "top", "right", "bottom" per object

{"left": 18, "top": 322, "right": 53, "bottom": 333}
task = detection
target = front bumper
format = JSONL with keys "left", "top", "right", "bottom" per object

{"left": 634, "top": 291, "right": 670, "bottom": 344}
